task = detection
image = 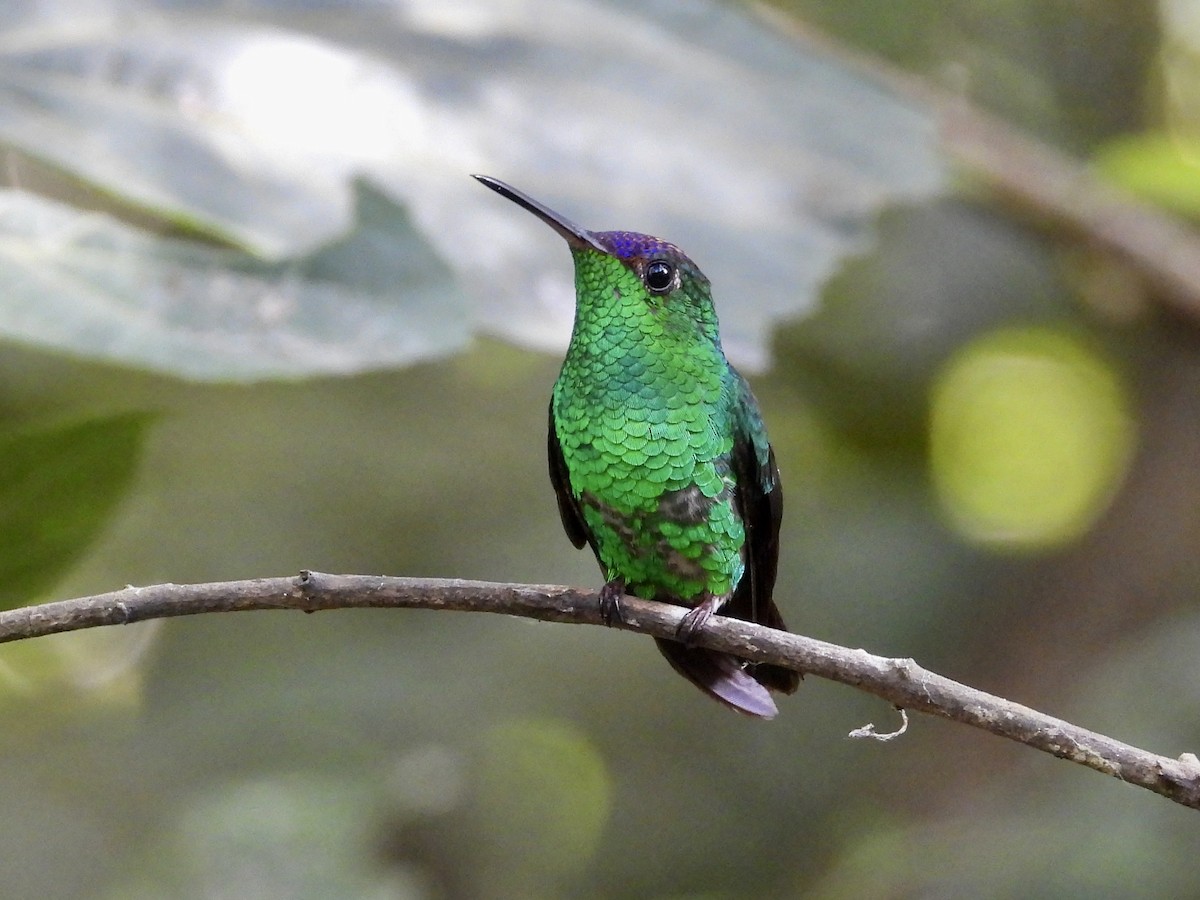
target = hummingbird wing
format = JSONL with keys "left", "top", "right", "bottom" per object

{"left": 547, "top": 403, "right": 592, "bottom": 551}
{"left": 727, "top": 374, "right": 800, "bottom": 695}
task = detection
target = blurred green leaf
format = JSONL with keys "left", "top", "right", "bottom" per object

{"left": 110, "top": 774, "right": 410, "bottom": 900}
{"left": 0, "top": 182, "right": 468, "bottom": 380}
{"left": 774, "top": 201, "right": 1072, "bottom": 453}
{"left": 928, "top": 326, "right": 1134, "bottom": 549}
{"left": 1093, "top": 133, "right": 1200, "bottom": 218}
{"left": 0, "top": 412, "right": 151, "bottom": 609}
{"left": 474, "top": 718, "right": 612, "bottom": 893}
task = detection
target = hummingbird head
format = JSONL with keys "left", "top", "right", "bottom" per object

{"left": 473, "top": 175, "right": 720, "bottom": 345}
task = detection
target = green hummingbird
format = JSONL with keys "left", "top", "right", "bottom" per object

{"left": 474, "top": 175, "right": 799, "bottom": 718}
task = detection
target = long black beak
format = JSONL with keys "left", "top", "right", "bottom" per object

{"left": 473, "top": 175, "right": 609, "bottom": 255}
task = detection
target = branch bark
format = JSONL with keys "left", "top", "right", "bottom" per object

{"left": 2, "top": 571, "right": 1197, "bottom": 809}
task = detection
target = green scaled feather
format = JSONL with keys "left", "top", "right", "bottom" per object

{"left": 551, "top": 245, "right": 745, "bottom": 602}
{"left": 471, "top": 174, "right": 799, "bottom": 718}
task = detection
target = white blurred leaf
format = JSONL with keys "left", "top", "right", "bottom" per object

{"left": 0, "top": 22, "right": 422, "bottom": 257}
{"left": 0, "top": 181, "right": 467, "bottom": 380}
{"left": 0, "top": 0, "right": 945, "bottom": 374}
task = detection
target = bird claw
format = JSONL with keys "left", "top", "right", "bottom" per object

{"left": 676, "top": 602, "right": 715, "bottom": 646}
{"left": 598, "top": 578, "right": 625, "bottom": 626}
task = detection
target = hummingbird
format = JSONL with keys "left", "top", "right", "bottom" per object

{"left": 474, "top": 175, "right": 799, "bottom": 718}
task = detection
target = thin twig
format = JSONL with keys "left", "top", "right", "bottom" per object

{"left": 754, "top": 4, "right": 1200, "bottom": 328}
{"left": 1, "top": 571, "right": 1197, "bottom": 809}
{"left": 941, "top": 104, "right": 1200, "bottom": 325}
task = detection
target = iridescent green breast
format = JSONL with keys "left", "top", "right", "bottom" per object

{"left": 551, "top": 246, "right": 747, "bottom": 603}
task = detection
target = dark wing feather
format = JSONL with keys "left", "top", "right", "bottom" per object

{"left": 727, "top": 376, "right": 799, "bottom": 695}
{"left": 547, "top": 402, "right": 592, "bottom": 552}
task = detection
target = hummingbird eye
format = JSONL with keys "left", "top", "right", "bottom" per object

{"left": 644, "top": 260, "right": 676, "bottom": 294}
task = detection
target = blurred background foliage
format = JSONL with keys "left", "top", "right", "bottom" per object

{"left": 0, "top": 0, "right": 1197, "bottom": 897}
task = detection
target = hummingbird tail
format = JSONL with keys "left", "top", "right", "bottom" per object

{"left": 654, "top": 639, "right": 783, "bottom": 719}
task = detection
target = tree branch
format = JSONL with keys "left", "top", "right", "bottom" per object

{"left": 940, "top": 103, "right": 1200, "bottom": 327}
{"left": 2, "top": 571, "right": 1197, "bottom": 809}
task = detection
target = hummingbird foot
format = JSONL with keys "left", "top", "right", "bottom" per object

{"left": 677, "top": 597, "right": 721, "bottom": 646}
{"left": 598, "top": 577, "right": 626, "bottom": 626}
